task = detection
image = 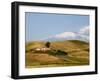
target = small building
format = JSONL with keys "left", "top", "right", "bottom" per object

{"left": 34, "top": 47, "right": 51, "bottom": 53}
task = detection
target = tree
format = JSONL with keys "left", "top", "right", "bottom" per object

{"left": 45, "top": 42, "right": 50, "bottom": 48}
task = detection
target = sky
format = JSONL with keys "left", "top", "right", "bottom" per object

{"left": 25, "top": 12, "right": 89, "bottom": 42}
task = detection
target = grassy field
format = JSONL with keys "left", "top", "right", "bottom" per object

{"left": 25, "top": 40, "right": 89, "bottom": 68}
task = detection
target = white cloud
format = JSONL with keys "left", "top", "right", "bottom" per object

{"left": 41, "top": 26, "right": 90, "bottom": 42}
{"left": 79, "top": 26, "right": 89, "bottom": 35}
{"left": 54, "top": 26, "right": 90, "bottom": 39}
{"left": 55, "top": 32, "right": 76, "bottom": 38}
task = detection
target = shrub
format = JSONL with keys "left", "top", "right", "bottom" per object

{"left": 48, "top": 49, "right": 68, "bottom": 55}
{"left": 56, "top": 50, "right": 68, "bottom": 55}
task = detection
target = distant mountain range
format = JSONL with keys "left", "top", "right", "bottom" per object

{"left": 41, "top": 31, "right": 89, "bottom": 42}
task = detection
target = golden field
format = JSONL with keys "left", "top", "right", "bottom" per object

{"left": 25, "top": 40, "right": 89, "bottom": 68}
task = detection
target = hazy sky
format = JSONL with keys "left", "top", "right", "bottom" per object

{"left": 25, "top": 12, "right": 89, "bottom": 42}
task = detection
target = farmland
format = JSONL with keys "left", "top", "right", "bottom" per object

{"left": 25, "top": 40, "right": 89, "bottom": 68}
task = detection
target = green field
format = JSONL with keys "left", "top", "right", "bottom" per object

{"left": 25, "top": 40, "right": 89, "bottom": 68}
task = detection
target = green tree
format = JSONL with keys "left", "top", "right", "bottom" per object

{"left": 45, "top": 42, "right": 50, "bottom": 48}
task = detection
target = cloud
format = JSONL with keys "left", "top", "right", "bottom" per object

{"left": 54, "top": 26, "right": 90, "bottom": 39}
{"left": 54, "top": 32, "right": 76, "bottom": 38}
{"left": 79, "top": 26, "right": 89, "bottom": 35}
{"left": 41, "top": 26, "right": 90, "bottom": 42}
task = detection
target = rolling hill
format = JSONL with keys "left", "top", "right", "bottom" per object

{"left": 25, "top": 40, "right": 89, "bottom": 68}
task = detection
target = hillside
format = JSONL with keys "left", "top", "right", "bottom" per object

{"left": 25, "top": 40, "right": 89, "bottom": 68}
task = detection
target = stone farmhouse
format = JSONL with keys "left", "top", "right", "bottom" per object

{"left": 34, "top": 47, "right": 51, "bottom": 53}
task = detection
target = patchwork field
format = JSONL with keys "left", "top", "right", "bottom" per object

{"left": 25, "top": 40, "right": 89, "bottom": 68}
